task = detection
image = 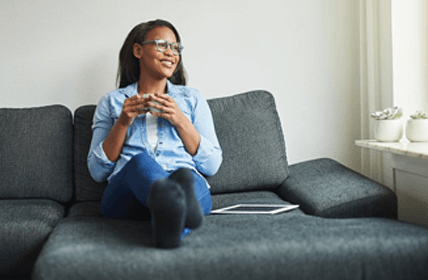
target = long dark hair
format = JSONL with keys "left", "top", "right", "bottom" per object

{"left": 117, "top": 19, "right": 187, "bottom": 88}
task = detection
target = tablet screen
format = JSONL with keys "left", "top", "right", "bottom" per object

{"left": 211, "top": 204, "right": 299, "bottom": 215}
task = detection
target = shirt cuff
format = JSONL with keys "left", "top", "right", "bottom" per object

{"left": 88, "top": 141, "right": 116, "bottom": 182}
{"left": 94, "top": 141, "right": 114, "bottom": 166}
{"left": 193, "top": 135, "right": 222, "bottom": 176}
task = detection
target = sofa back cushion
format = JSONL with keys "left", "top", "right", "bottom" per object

{"left": 74, "top": 105, "right": 107, "bottom": 202}
{"left": 73, "top": 90, "right": 288, "bottom": 201}
{"left": 206, "top": 90, "right": 288, "bottom": 194}
{"left": 0, "top": 105, "right": 73, "bottom": 202}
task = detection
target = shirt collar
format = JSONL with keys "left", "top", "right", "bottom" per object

{"left": 121, "top": 80, "right": 177, "bottom": 98}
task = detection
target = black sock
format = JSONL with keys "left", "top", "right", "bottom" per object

{"left": 168, "top": 168, "right": 204, "bottom": 229}
{"left": 147, "top": 179, "right": 186, "bottom": 249}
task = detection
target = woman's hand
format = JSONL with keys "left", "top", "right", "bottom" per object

{"left": 118, "top": 95, "right": 149, "bottom": 127}
{"left": 146, "top": 93, "right": 201, "bottom": 156}
{"left": 145, "top": 93, "right": 187, "bottom": 126}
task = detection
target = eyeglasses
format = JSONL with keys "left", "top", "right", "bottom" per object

{"left": 140, "top": 39, "right": 184, "bottom": 56}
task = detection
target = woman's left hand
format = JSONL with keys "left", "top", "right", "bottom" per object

{"left": 146, "top": 93, "right": 201, "bottom": 156}
{"left": 146, "top": 93, "right": 187, "bottom": 126}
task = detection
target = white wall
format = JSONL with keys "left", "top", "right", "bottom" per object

{"left": 0, "top": 0, "right": 361, "bottom": 171}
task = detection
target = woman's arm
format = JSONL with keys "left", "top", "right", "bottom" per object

{"left": 102, "top": 120, "right": 129, "bottom": 162}
{"left": 171, "top": 115, "right": 201, "bottom": 156}
{"left": 87, "top": 96, "right": 116, "bottom": 183}
{"left": 103, "top": 95, "right": 149, "bottom": 162}
{"left": 189, "top": 93, "right": 222, "bottom": 176}
{"left": 88, "top": 94, "right": 149, "bottom": 182}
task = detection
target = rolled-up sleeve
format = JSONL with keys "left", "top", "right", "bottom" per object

{"left": 192, "top": 91, "right": 222, "bottom": 176}
{"left": 87, "top": 95, "right": 116, "bottom": 182}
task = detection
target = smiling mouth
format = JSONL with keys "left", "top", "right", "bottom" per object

{"left": 161, "top": 60, "right": 174, "bottom": 66}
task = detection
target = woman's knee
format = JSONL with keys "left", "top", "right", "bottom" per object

{"left": 128, "top": 152, "right": 149, "bottom": 169}
{"left": 191, "top": 171, "right": 212, "bottom": 214}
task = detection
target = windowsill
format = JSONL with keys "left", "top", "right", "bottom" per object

{"left": 355, "top": 139, "right": 428, "bottom": 161}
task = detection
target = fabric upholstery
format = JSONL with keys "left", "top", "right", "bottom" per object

{"left": 68, "top": 201, "right": 104, "bottom": 219}
{"left": 0, "top": 199, "right": 64, "bottom": 276}
{"left": 74, "top": 105, "right": 107, "bottom": 202}
{"left": 206, "top": 91, "right": 289, "bottom": 194}
{"left": 278, "top": 158, "right": 397, "bottom": 219}
{"left": 4, "top": 93, "right": 428, "bottom": 280}
{"left": 34, "top": 202, "right": 428, "bottom": 280}
{"left": 0, "top": 106, "right": 73, "bottom": 202}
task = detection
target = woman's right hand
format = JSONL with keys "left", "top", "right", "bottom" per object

{"left": 118, "top": 95, "right": 149, "bottom": 127}
{"left": 102, "top": 95, "right": 149, "bottom": 162}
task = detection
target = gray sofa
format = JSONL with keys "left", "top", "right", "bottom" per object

{"left": 1, "top": 90, "right": 427, "bottom": 280}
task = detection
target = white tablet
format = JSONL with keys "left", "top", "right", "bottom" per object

{"left": 211, "top": 204, "right": 299, "bottom": 215}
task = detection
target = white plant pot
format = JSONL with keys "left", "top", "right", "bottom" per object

{"left": 374, "top": 120, "right": 403, "bottom": 142}
{"left": 406, "top": 119, "right": 428, "bottom": 142}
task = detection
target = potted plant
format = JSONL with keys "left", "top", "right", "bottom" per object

{"left": 406, "top": 111, "right": 428, "bottom": 142}
{"left": 371, "top": 107, "right": 403, "bottom": 142}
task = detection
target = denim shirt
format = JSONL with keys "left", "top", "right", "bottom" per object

{"left": 87, "top": 80, "right": 222, "bottom": 183}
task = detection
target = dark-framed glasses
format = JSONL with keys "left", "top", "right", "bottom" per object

{"left": 140, "top": 39, "right": 184, "bottom": 56}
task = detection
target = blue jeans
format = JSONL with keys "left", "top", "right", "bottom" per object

{"left": 101, "top": 151, "right": 212, "bottom": 235}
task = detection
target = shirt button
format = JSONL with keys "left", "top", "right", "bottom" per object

{"left": 162, "top": 165, "right": 167, "bottom": 169}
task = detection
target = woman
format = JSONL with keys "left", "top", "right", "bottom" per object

{"left": 87, "top": 19, "right": 222, "bottom": 249}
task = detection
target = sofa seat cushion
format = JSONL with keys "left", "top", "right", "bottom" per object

{"left": 34, "top": 197, "right": 428, "bottom": 279}
{"left": 66, "top": 191, "right": 304, "bottom": 219}
{"left": 0, "top": 199, "right": 64, "bottom": 276}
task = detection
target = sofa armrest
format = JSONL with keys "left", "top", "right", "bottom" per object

{"left": 277, "top": 158, "right": 397, "bottom": 219}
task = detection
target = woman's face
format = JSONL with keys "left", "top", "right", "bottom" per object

{"left": 134, "top": 26, "right": 180, "bottom": 81}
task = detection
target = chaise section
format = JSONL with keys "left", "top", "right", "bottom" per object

{"left": 277, "top": 158, "right": 397, "bottom": 219}
{"left": 33, "top": 204, "right": 428, "bottom": 280}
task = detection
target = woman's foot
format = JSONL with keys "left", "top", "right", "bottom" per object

{"left": 147, "top": 179, "right": 186, "bottom": 249}
{"left": 169, "top": 168, "right": 204, "bottom": 229}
